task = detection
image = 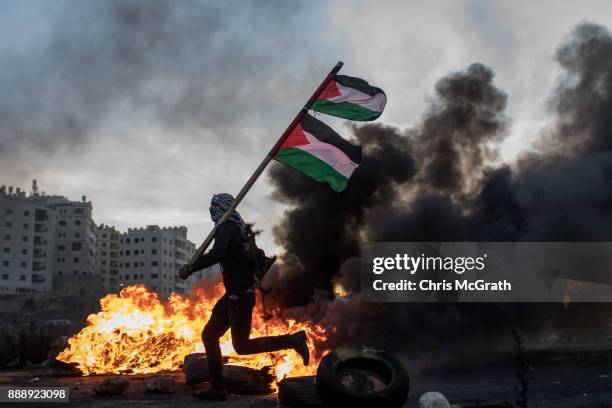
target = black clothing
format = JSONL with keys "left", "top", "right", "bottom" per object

{"left": 193, "top": 221, "right": 295, "bottom": 388}
{"left": 192, "top": 221, "right": 255, "bottom": 294}
{"left": 202, "top": 292, "right": 295, "bottom": 388}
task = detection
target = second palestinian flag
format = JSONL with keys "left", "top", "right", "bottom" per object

{"left": 274, "top": 114, "right": 361, "bottom": 192}
{"left": 312, "top": 75, "right": 386, "bottom": 121}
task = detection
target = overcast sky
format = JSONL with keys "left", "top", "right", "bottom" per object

{"left": 2, "top": 0, "right": 612, "bottom": 251}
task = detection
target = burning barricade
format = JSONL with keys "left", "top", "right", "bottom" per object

{"left": 51, "top": 283, "right": 410, "bottom": 406}
{"left": 56, "top": 283, "right": 325, "bottom": 379}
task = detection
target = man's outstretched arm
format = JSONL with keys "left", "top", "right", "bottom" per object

{"left": 179, "top": 222, "right": 231, "bottom": 278}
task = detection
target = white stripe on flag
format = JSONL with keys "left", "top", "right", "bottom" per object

{"left": 323, "top": 83, "right": 386, "bottom": 113}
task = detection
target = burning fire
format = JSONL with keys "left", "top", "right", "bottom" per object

{"left": 57, "top": 283, "right": 327, "bottom": 381}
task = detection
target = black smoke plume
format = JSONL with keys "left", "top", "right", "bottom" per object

{"left": 266, "top": 22, "right": 612, "bottom": 365}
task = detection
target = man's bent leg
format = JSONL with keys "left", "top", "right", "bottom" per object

{"left": 228, "top": 293, "right": 309, "bottom": 364}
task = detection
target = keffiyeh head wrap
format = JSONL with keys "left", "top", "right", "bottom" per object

{"left": 209, "top": 193, "right": 247, "bottom": 237}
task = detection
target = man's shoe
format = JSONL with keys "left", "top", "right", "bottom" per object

{"left": 192, "top": 385, "right": 228, "bottom": 401}
{"left": 292, "top": 330, "right": 310, "bottom": 366}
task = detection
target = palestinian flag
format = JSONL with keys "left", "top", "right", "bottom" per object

{"left": 312, "top": 75, "right": 386, "bottom": 121}
{"left": 274, "top": 114, "right": 361, "bottom": 192}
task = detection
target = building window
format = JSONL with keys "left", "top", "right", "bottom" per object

{"left": 4, "top": 221, "right": 12, "bottom": 227}
{"left": 20, "top": 262, "right": 26, "bottom": 268}
{"left": 102, "top": 243, "right": 107, "bottom": 247}
{"left": 3, "top": 248, "right": 9, "bottom": 254}
{"left": 75, "top": 220, "right": 81, "bottom": 226}
{"left": 151, "top": 261, "right": 159, "bottom": 267}
{"left": 5, "top": 208, "right": 12, "bottom": 214}
{"left": 21, "top": 249, "right": 27, "bottom": 255}
{"left": 73, "top": 257, "right": 79, "bottom": 263}
{"left": 59, "top": 220, "right": 67, "bottom": 226}
{"left": 22, "top": 236, "right": 28, "bottom": 242}
{"left": 71, "top": 242, "right": 82, "bottom": 251}
{"left": 58, "top": 245, "right": 66, "bottom": 251}
{"left": 126, "top": 250, "right": 131, "bottom": 255}
{"left": 74, "top": 233, "right": 80, "bottom": 238}
{"left": 126, "top": 238, "right": 131, "bottom": 244}
{"left": 35, "top": 209, "right": 47, "bottom": 221}
{"left": 151, "top": 249, "right": 157, "bottom": 254}
{"left": 126, "top": 262, "right": 130, "bottom": 267}
{"left": 1, "top": 274, "right": 7, "bottom": 280}
{"left": 24, "top": 211, "right": 30, "bottom": 216}
{"left": 2, "top": 261, "right": 8, "bottom": 267}
{"left": 58, "top": 271, "right": 63, "bottom": 275}
{"left": 75, "top": 208, "right": 84, "bottom": 214}
{"left": 152, "top": 237, "right": 157, "bottom": 242}
{"left": 20, "top": 275, "right": 26, "bottom": 281}
{"left": 134, "top": 238, "right": 139, "bottom": 243}
{"left": 3, "top": 234, "right": 10, "bottom": 240}
{"left": 152, "top": 273, "right": 159, "bottom": 279}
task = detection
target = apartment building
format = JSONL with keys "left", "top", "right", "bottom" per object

{"left": 118, "top": 225, "right": 216, "bottom": 298}
{"left": 96, "top": 224, "right": 120, "bottom": 292}
{"left": 0, "top": 187, "right": 55, "bottom": 293}
{"left": 1, "top": 181, "right": 215, "bottom": 298}
{"left": 0, "top": 182, "right": 96, "bottom": 294}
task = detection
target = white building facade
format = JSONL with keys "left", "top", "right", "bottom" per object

{"left": 0, "top": 184, "right": 96, "bottom": 294}
{"left": 117, "top": 225, "right": 217, "bottom": 298}
{"left": 96, "top": 224, "right": 120, "bottom": 293}
{"left": 1, "top": 182, "right": 217, "bottom": 297}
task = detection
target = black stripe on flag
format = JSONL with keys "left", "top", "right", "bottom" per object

{"left": 335, "top": 75, "right": 385, "bottom": 97}
{"left": 300, "top": 114, "right": 362, "bottom": 163}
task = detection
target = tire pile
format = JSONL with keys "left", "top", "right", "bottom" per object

{"left": 278, "top": 346, "right": 410, "bottom": 408}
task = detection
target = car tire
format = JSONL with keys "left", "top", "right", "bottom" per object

{"left": 184, "top": 357, "right": 210, "bottom": 386}
{"left": 315, "top": 346, "right": 409, "bottom": 408}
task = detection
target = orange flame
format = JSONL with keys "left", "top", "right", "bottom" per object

{"left": 57, "top": 283, "right": 327, "bottom": 381}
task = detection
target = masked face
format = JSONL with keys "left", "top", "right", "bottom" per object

{"left": 208, "top": 193, "right": 247, "bottom": 235}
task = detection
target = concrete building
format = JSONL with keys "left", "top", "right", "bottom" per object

{"left": 1, "top": 180, "right": 215, "bottom": 298}
{"left": 0, "top": 181, "right": 96, "bottom": 294}
{"left": 0, "top": 186, "right": 55, "bottom": 293}
{"left": 117, "top": 225, "right": 216, "bottom": 298}
{"left": 96, "top": 224, "right": 120, "bottom": 293}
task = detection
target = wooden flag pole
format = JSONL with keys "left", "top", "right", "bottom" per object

{"left": 185, "top": 61, "right": 344, "bottom": 269}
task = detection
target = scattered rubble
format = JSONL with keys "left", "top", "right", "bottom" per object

{"left": 145, "top": 376, "right": 176, "bottom": 393}
{"left": 93, "top": 378, "right": 129, "bottom": 396}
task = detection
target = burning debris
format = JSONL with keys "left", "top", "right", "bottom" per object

{"left": 56, "top": 282, "right": 326, "bottom": 380}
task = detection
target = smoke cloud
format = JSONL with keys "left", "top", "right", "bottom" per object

{"left": 267, "top": 22, "right": 612, "bottom": 365}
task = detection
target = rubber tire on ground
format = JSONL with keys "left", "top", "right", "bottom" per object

{"left": 315, "top": 346, "right": 409, "bottom": 408}
{"left": 277, "top": 376, "right": 325, "bottom": 408}
{"left": 184, "top": 357, "right": 210, "bottom": 386}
